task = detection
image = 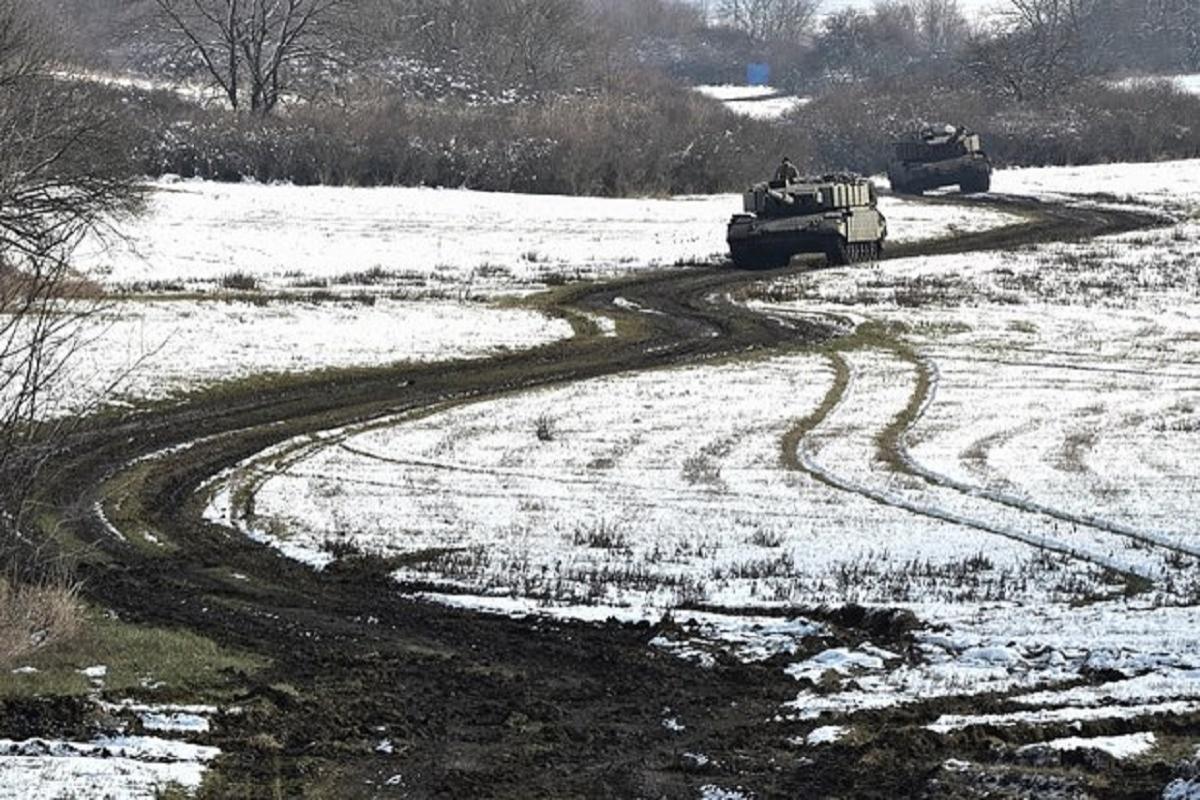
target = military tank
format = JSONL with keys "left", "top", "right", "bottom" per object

{"left": 727, "top": 173, "right": 887, "bottom": 269}
{"left": 887, "top": 124, "right": 992, "bottom": 195}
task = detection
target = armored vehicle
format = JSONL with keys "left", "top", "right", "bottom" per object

{"left": 887, "top": 124, "right": 991, "bottom": 195}
{"left": 727, "top": 174, "right": 887, "bottom": 269}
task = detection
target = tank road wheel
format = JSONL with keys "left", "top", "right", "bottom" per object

{"left": 960, "top": 171, "right": 991, "bottom": 194}
{"left": 854, "top": 242, "right": 881, "bottom": 263}
{"left": 730, "top": 242, "right": 791, "bottom": 270}
{"left": 825, "top": 238, "right": 850, "bottom": 267}
{"left": 828, "top": 240, "right": 882, "bottom": 266}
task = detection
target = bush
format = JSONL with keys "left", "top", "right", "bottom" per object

{"left": 101, "top": 74, "right": 807, "bottom": 195}
{"left": 220, "top": 271, "right": 260, "bottom": 291}
{"left": 789, "top": 78, "right": 1200, "bottom": 174}
{"left": 93, "top": 68, "right": 1200, "bottom": 196}
{"left": 0, "top": 577, "right": 82, "bottom": 666}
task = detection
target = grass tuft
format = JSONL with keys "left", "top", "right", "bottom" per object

{"left": 0, "top": 578, "right": 82, "bottom": 668}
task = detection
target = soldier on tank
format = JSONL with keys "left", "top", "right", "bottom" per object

{"left": 774, "top": 156, "right": 799, "bottom": 184}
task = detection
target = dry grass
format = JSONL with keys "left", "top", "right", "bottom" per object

{"left": 0, "top": 577, "right": 83, "bottom": 667}
{"left": 0, "top": 265, "right": 104, "bottom": 311}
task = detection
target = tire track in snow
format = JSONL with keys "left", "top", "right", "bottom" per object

{"left": 897, "top": 354, "right": 1200, "bottom": 563}
{"left": 783, "top": 328, "right": 1198, "bottom": 587}
{"left": 784, "top": 348, "right": 1159, "bottom": 582}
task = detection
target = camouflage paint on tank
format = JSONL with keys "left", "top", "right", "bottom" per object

{"left": 727, "top": 174, "right": 887, "bottom": 269}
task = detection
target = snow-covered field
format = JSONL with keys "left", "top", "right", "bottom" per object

{"left": 1114, "top": 73, "right": 1200, "bottom": 96}
{"left": 37, "top": 298, "right": 572, "bottom": 414}
{"left": 78, "top": 178, "right": 1014, "bottom": 293}
{"left": 38, "top": 178, "right": 1017, "bottom": 414}
{"left": 692, "top": 85, "right": 811, "bottom": 119}
{"left": 193, "top": 160, "right": 1200, "bottom": 785}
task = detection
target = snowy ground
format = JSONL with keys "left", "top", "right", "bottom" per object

{"left": 992, "top": 158, "right": 1200, "bottom": 205}
{"left": 692, "top": 85, "right": 811, "bottom": 119}
{"left": 1113, "top": 74, "right": 1200, "bottom": 96}
{"left": 0, "top": 736, "right": 219, "bottom": 800}
{"left": 35, "top": 298, "right": 573, "bottom": 415}
{"left": 0, "top": 673, "right": 223, "bottom": 800}
{"left": 35, "top": 178, "right": 1016, "bottom": 414}
{"left": 77, "top": 178, "right": 1016, "bottom": 294}
{"left": 59, "top": 68, "right": 226, "bottom": 106}
{"left": 193, "top": 160, "right": 1200, "bottom": 789}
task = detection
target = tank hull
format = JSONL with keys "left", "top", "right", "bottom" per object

{"left": 727, "top": 208, "right": 886, "bottom": 269}
{"left": 888, "top": 154, "right": 992, "bottom": 195}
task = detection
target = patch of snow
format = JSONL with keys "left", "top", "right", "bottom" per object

{"left": 1165, "top": 778, "right": 1200, "bottom": 800}
{"left": 693, "top": 84, "right": 811, "bottom": 119}
{"left": 786, "top": 648, "right": 885, "bottom": 682}
{"left": 993, "top": 159, "right": 1200, "bottom": 209}
{"left": 693, "top": 85, "right": 783, "bottom": 101}
{"left": 699, "top": 785, "right": 752, "bottom": 800}
{"left": 580, "top": 312, "right": 618, "bottom": 337}
{"left": 0, "top": 736, "right": 219, "bottom": 800}
{"left": 1018, "top": 731, "right": 1156, "bottom": 760}
{"left": 927, "top": 702, "right": 1200, "bottom": 733}
{"left": 612, "top": 296, "right": 663, "bottom": 315}
{"left": 57, "top": 69, "right": 226, "bottom": 106}
{"left": 805, "top": 725, "right": 847, "bottom": 745}
{"left": 1112, "top": 74, "right": 1200, "bottom": 96}
{"left": 139, "top": 713, "right": 211, "bottom": 734}
{"left": 1014, "top": 670, "right": 1200, "bottom": 709}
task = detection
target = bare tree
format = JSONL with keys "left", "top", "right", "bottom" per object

{"left": 719, "top": 0, "right": 821, "bottom": 44}
{"left": 152, "top": 0, "right": 344, "bottom": 114}
{"left": 369, "top": 0, "right": 599, "bottom": 95}
{"left": 965, "top": 0, "right": 1106, "bottom": 101}
{"left": 916, "top": 0, "right": 969, "bottom": 58}
{"left": 495, "top": 0, "right": 594, "bottom": 89}
{"left": 0, "top": 0, "right": 141, "bottom": 574}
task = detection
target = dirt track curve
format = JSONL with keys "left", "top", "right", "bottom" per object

{"left": 14, "top": 196, "right": 1180, "bottom": 798}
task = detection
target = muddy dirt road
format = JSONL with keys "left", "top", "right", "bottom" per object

{"left": 18, "top": 197, "right": 1182, "bottom": 798}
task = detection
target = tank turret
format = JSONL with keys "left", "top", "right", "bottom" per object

{"left": 727, "top": 173, "right": 887, "bottom": 269}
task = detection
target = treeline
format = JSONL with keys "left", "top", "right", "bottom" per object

{"left": 708, "top": 0, "right": 1200, "bottom": 93}
{"left": 96, "top": 73, "right": 792, "bottom": 194}
{"left": 41, "top": 0, "right": 1200, "bottom": 194}
{"left": 796, "top": 79, "right": 1200, "bottom": 173}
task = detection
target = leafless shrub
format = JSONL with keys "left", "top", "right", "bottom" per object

{"left": 534, "top": 414, "right": 555, "bottom": 442}
{"left": 289, "top": 276, "right": 329, "bottom": 289}
{"left": 681, "top": 453, "right": 722, "bottom": 486}
{"left": 219, "top": 271, "right": 260, "bottom": 291}
{"left": 718, "top": 0, "right": 821, "bottom": 44}
{"left": 570, "top": 520, "right": 629, "bottom": 551}
{"left": 0, "top": 0, "right": 141, "bottom": 580}
{"left": 150, "top": 0, "right": 348, "bottom": 115}
{"left": 332, "top": 266, "right": 393, "bottom": 286}
{"left": 749, "top": 527, "right": 784, "bottom": 548}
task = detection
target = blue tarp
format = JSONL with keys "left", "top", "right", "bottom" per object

{"left": 746, "top": 63, "right": 770, "bottom": 86}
